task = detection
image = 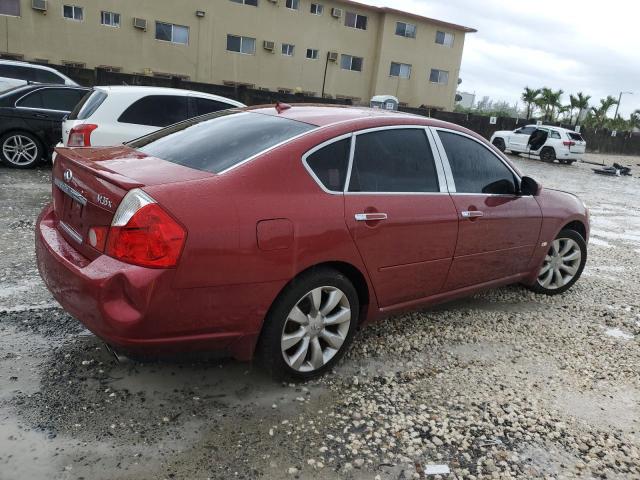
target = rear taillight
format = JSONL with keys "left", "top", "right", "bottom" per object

{"left": 68, "top": 124, "right": 98, "bottom": 147}
{"left": 563, "top": 140, "right": 576, "bottom": 147}
{"left": 102, "top": 189, "right": 186, "bottom": 268}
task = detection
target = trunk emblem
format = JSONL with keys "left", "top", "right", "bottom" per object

{"left": 97, "top": 194, "right": 113, "bottom": 208}
{"left": 63, "top": 169, "right": 73, "bottom": 182}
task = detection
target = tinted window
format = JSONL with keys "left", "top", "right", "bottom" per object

{"left": 349, "top": 129, "right": 439, "bottom": 193}
{"left": 306, "top": 138, "right": 351, "bottom": 192}
{"left": 520, "top": 126, "right": 537, "bottom": 135}
{"left": 17, "top": 88, "right": 86, "bottom": 111}
{"left": 568, "top": 132, "right": 584, "bottom": 141}
{"left": 438, "top": 131, "right": 516, "bottom": 195}
{"left": 0, "top": 64, "right": 35, "bottom": 81}
{"left": 130, "top": 111, "right": 315, "bottom": 174}
{"left": 34, "top": 69, "right": 64, "bottom": 84}
{"left": 69, "top": 90, "right": 107, "bottom": 120}
{"left": 118, "top": 95, "right": 189, "bottom": 127}
{"left": 195, "top": 97, "right": 235, "bottom": 116}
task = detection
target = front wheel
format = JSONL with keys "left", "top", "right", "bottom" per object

{"left": 0, "top": 131, "right": 43, "bottom": 169}
{"left": 529, "top": 229, "right": 587, "bottom": 295}
{"left": 257, "top": 268, "right": 359, "bottom": 380}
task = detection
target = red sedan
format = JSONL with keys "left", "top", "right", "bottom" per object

{"left": 36, "top": 105, "right": 589, "bottom": 379}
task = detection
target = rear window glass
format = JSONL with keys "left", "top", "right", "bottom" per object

{"left": 130, "top": 111, "right": 316, "bottom": 174}
{"left": 118, "top": 95, "right": 190, "bottom": 127}
{"left": 568, "top": 132, "right": 584, "bottom": 141}
{"left": 69, "top": 89, "right": 107, "bottom": 120}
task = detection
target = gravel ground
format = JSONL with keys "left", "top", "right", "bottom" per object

{"left": 0, "top": 153, "right": 639, "bottom": 480}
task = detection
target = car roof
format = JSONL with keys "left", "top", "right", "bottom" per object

{"left": 0, "top": 59, "right": 65, "bottom": 73}
{"left": 93, "top": 86, "right": 245, "bottom": 106}
{"left": 526, "top": 124, "right": 577, "bottom": 133}
{"left": 246, "top": 104, "right": 459, "bottom": 130}
{"left": 0, "top": 83, "right": 88, "bottom": 96}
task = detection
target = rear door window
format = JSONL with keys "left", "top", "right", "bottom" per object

{"left": 118, "top": 95, "right": 190, "bottom": 127}
{"left": 348, "top": 128, "right": 439, "bottom": 193}
{"left": 130, "top": 111, "right": 316, "bottom": 173}
{"left": 305, "top": 137, "right": 351, "bottom": 192}
{"left": 16, "top": 88, "right": 86, "bottom": 111}
{"left": 438, "top": 131, "right": 516, "bottom": 195}
{"left": 194, "top": 97, "right": 236, "bottom": 116}
{"left": 550, "top": 131, "right": 561, "bottom": 139}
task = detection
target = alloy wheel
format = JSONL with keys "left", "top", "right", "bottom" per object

{"left": 281, "top": 286, "right": 351, "bottom": 373}
{"left": 537, "top": 238, "right": 582, "bottom": 290}
{"left": 2, "top": 135, "right": 39, "bottom": 166}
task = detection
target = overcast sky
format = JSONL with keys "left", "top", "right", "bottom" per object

{"left": 361, "top": 0, "right": 640, "bottom": 116}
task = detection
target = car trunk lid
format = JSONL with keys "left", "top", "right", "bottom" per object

{"left": 51, "top": 145, "right": 213, "bottom": 259}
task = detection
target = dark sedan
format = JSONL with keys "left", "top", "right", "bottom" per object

{"left": 0, "top": 84, "right": 89, "bottom": 168}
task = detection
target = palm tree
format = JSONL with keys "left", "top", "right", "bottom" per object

{"left": 537, "top": 88, "right": 564, "bottom": 121}
{"left": 572, "top": 92, "right": 591, "bottom": 126}
{"left": 629, "top": 110, "right": 640, "bottom": 130}
{"left": 591, "top": 96, "right": 619, "bottom": 128}
{"left": 521, "top": 87, "right": 541, "bottom": 119}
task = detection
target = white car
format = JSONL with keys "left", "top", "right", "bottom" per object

{"left": 61, "top": 86, "right": 245, "bottom": 147}
{"left": 0, "top": 60, "right": 78, "bottom": 93}
{"left": 490, "top": 125, "right": 586, "bottom": 164}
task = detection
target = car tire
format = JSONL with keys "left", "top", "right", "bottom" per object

{"left": 0, "top": 131, "right": 43, "bottom": 169}
{"left": 256, "top": 268, "right": 359, "bottom": 380}
{"left": 492, "top": 138, "right": 506, "bottom": 152}
{"left": 540, "top": 147, "right": 556, "bottom": 163}
{"left": 528, "top": 229, "right": 587, "bottom": 296}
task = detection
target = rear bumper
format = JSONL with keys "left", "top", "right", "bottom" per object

{"left": 35, "top": 204, "right": 279, "bottom": 360}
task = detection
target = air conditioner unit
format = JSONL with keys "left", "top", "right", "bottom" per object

{"left": 263, "top": 41, "right": 275, "bottom": 52}
{"left": 133, "top": 17, "right": 147, "bottom": 30}
{"left": 31, "top": 0, "right": 47, "bottom": 11}
{"left": 331, "top": 8, "right": 342, "bottom": 18}
{"left": 328, "top": 52, "right": 339, "bottom": 62}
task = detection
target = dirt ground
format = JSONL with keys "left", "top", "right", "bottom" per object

{"left": 0, "top": 152, "right": 639, "bottom": 480}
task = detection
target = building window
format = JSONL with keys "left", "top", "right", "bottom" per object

{"left": 285, "top": 0, "right": 299, "bottom": 10}
{"left": 63, "top": 5, "right": 83, "bottom": 21}
{"left": 340, "top": 54, "right": 363, "bottom": 72}
{"left": 395, "top": 22, "right": 416, "bottom": 38}
{"left": 155, "top": 22, "right": 190, "bottom": 45}
{"left": 345, "top": 12, "right": 367, "bottom": 30}
{"left": 0, "top": 0, "right": 20, "bottom": 17}
{"left": 310, "top": 3, "right": 323, "bottom": 15}
{"left": 282, "top": 43, "right": 295, "bottom": 56}
{"left": 226, "top": 34, "right": 256, "bottom": 55}
{"left": 229, "top": 0, "right": 258, "bottom": 6}
{"left": 306, "top": 48, "right": 319, "bottom": 60}
{"left": 390, "top": 62, "right": 411, "bottom": 79}
{"left": 435, "top": 31, "right": 455, "bottom": 47}
{"left": 101, "top": 11, "right": 120, "bottom": 27}
{"left": 429, "top": 69, "right": 449, "bottom": 85}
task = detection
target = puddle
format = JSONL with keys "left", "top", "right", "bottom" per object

{"left": 601, "top": 326, "right": 635, "bottom": 340}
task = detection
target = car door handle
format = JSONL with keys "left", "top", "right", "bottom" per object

{"left": 33, "top": 113, "right": 48, "bottom": 119}
{"left": 461, "top": 211, "right": 484, "bottom": 219}
{"left": 355, "top": 213, "right": 388, "bottom": 222}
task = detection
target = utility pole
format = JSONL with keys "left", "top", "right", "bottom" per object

{"left": 321, "top": 52, "right": 331, "bottom": 99}
{"left": 614, "top": 91, "right": 633, "bottom": 119}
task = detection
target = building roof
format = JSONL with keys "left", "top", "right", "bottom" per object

{"left": 337, "top": 1, "right": 478, "bottom": 33}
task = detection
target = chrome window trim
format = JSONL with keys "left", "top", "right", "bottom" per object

{"left": 430, "top": 126, "right": 522, "bottom": 195}
{"left": 300, "top": 132, "right": 354, "bottom": 195}
{"left": 58, "top": 221, "right": 83, "bottom": 244}
{"left": 54, "top": 178, "right": 88, "bottom": 205}
{"left": 343, "top": 125, "right": 447, "bottom": 195}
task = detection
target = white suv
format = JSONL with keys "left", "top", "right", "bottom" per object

{"left": 490, "top": 125, "right": 586, "bottom": 164}
{"left": 61, "top": 86, "right": 245, "bottom": 147}
{"left": 0, "top": 60, "right": 78, "bottom": 93}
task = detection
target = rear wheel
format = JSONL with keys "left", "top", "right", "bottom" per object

{"left": 529, "top": 229, "right": 587, "bottom": 295}
{"left": 257, "top": 268, "right": 359, "bottom": 380}
{"left": 540, "top": 147, "right": 556, "bottom": 162}
{"left": 492, "top": 138, "right": 506, "bottom": 152}
{"left": 0, "top": 131, "right": 43, "bottom": 169}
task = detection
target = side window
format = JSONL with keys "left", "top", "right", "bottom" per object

{"left": 38, "top": 88, "right": 87, "bottom": 111}
{"left": 521, "top": 126, "right": 536, "bottom": 135}
{"left": 0, "top": 65, "right": 36, "bottom": 81}
{"left": 16, "top": 90, "right": 44, "bottom": 108}
{"left": 306, "top": 138, "right": 351, "bottom": 192}
{"left": 349, "top": 129, "right": 439, "bottom": 193}
{"left": 550, "top": 131, "right": 561, "bottom": 139}
{"left": 195, "top": 97, "right": 235, "bottom": 116}
{"left": 34, "top": 69, "right": 65, "bottom": 84}
{"left": 118, "top": 95, "right": 190, "bottom": 127}
{"left": 438, "top": 131, "right": 516, "bottom": 195}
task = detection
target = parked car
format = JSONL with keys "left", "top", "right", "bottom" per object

{"left": 61, "top": 86, "right": 246, "bottom": 147}
{"left": 36, "top": 105, "right": 589, "bottom": 379}
{"left": 490, "top": 125, "right": 587, "bottom": 164}
{"left": 0, "top": 84, "right": 89, "bottom": 168}
{"left": 0, "top": 60, "right": 78, "bottom": 93}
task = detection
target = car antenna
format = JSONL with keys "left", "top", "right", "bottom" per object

{"left": 275, "top": 102, "right": 292, "bottom": 114}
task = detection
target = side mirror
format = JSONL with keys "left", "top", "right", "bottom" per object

{"left": 514, "top": 128, "right": 522, "bottom": 134}
{"left": 520, "top": 176, "right": 540, "bottom": 196}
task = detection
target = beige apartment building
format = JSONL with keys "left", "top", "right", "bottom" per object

{"left": 0, "top": 0, "right": 475, "bottom": 109}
